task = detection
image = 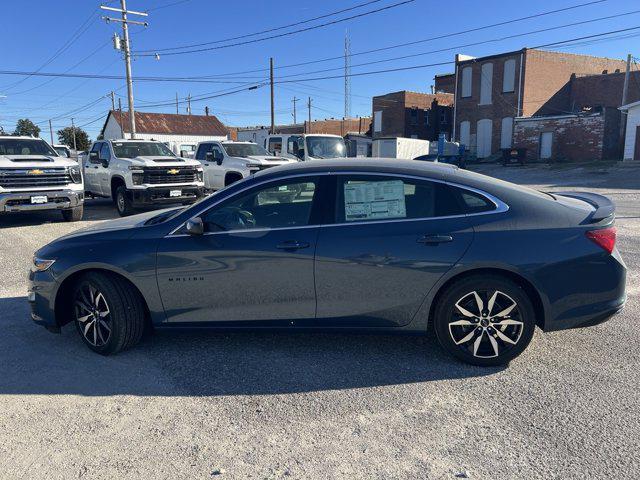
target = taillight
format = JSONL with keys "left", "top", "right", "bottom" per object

{"left": 586, "top": 227, "right": 616, "bottom": 254}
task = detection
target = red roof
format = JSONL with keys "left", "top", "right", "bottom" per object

{"left": 106, "top": 110, "right": 229, "bottom": 136}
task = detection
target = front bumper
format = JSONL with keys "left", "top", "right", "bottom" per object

{"left": 0, "top": 189, "right": 84, "bottom": 212}
{"left": 129, "top": 186, "right": 204, "bottom": 207}
{"left": 27, "top": 268, "right": 58, "bottom": 328}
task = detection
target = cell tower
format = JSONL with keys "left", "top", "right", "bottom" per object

{"left": 344, "top": 30, "right": 351, "bottom": 119}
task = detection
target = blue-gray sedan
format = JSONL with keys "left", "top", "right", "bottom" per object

{"left": 28, "top": 159, "right": 626, "bottom": 366}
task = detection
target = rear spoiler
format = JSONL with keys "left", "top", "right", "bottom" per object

{"left": 553, "top": 191, "right": 615, "bottom": 223}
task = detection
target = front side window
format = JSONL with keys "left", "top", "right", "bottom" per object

{"left": 112, "top": 141, "right": 176, "bottom": 159}
{"left": 268, "top": 137, "right": 283, "bottom": 155}
{"left": 336, "top": 175, "right": 463, "bottom": 223}
{"left": 0, "top": 138, "right": 58, "bottom": 156}
{"left": 195, "top": 143, "right": 213, "bottom": 161}
{"left": 99, "top": 143, "right": 111, "bottom": 161}
{"left": 202, "top": 178, "right": 318, "bottom": 232}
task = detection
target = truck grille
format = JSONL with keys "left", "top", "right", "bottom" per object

{"left": 142, "top": 166, "right": 198, "bottom": 184}
{"left": 0, "top": 168, "right": 71, "bottom": 188}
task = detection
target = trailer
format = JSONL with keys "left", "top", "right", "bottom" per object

{"left": 372, "top": 137, "right": 430, "bottom": 159}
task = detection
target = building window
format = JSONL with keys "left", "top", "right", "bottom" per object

{"left": 374, "top": 110, "right": 382, "bottom": 133}
{"left": 461, "top": 66, "right": 472, "bottom": 98}
{"left": 500, "top": 117, "right": 513, "bottom": 149}
{"left": 480, "top": 63, "right": 493, "bottom": 105}
{"left": 410, "top": 108, "right": 418, "bottom": 125}
{"left": 424, "top": 109, "right": 430, "bottom": 126}
{"left": 459, "top": 121, "right": 470, "bottom": 148}
{"left": 503, "top": 59, "right": 516, "bottom": 93}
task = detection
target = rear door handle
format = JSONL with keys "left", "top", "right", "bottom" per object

{"left": 418, "top": 234, "right": 453, "bottom": 245}
{"left": 276, "top": 240, "right": 310, "bottom": 251}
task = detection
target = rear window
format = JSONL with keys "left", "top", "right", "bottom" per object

{"left": 456, "top": 189, "right": 496, "bottom": 214}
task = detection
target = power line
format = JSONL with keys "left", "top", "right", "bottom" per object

{"left": 137, "top": 0, "right": 386, "bottom": 53}
{"left": 273, "top": 9, "right": 640, "bottom": 81}
{"left": 146, "top": 0, "right": 192, "bottom": 12}
{"left": 181, "top": 0, "right": 610, "bottom": 78}
{"left": 133, "top": 0, "right": 416, "bottom": 57}
{"left": 0, "top": 70, "right": 266, "bottom": 84}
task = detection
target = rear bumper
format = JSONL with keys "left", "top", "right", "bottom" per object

{"left": 130, "top": 186, "right": 204, "bottom": 207}
{"left": 0, "top": 189, "right": 84, "bottom": 212}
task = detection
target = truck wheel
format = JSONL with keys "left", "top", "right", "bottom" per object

{"left": 72, "top": 271, "right": 145, "bottom": 355}
{"left": 115, "top": 185, "right": 134, "bottom": 217}
{"left": 62, "top": 205, "right": 84, "bottom": 222}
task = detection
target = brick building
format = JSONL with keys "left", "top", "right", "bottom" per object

{"left": 434, "top": 73, "right": 455, "bottom": 94}
{"left": 450, "top": 48, "right": 629, "bottom": 158}
{"left": 371, "top": 90, "right": 454, "bottom": 141}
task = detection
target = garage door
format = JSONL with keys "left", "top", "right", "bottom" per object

{"left": 540, "top": 132, "right": 553, "bottom": 159}
{"left": 476, "top": 119, "right": 492, "bottom": 158}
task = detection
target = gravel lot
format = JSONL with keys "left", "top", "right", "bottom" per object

{"left": 1, "top": 164, "right": 639, "bottom": 479}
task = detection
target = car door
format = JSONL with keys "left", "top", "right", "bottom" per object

{"left": 313, "top": 174, "right": 474, "bottom": 328}
{"left": 195, "top": 142, "right": 224, "bottom": 190}
{"left": 98, "top": 142, "right": 113, "bottom": 195}
{"left": 156, "top": 175, "right": 324, "bottom": 324}
{"left": 84, "top": 142, "right": 102, "bottom": 194}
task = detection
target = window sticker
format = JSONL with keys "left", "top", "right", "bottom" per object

{"left": 344, "top": 180, "right": 406, "bottom": 221}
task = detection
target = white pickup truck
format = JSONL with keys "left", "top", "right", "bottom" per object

{"left": 0, "top": 136, "right": 84, "bottom": 221}
{"left": 264, "top": 134, "right": 347, "bottom": 161}
{"left": 193, "top": 140, "right": 295, "bottom": 191}
{"left": 84, "top": 139, "right": 205, "bottom": 216}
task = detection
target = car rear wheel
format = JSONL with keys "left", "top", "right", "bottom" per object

{"left": 72, "top": 272, "right": 145, "bottom": 355}
{"left": 433, "top": 275, "right": 536, "bottom": 366}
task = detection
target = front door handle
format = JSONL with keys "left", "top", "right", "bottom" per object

{"left": 276, "top": 240, "right": 310, "bottom": 251}
{"left": 418, "top": 234, "right": 453, "bottom": 245}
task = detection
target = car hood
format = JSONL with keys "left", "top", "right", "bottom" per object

{"left": 0, "top": 154, "right": 77, "bottom": 169}
{"left": 126, "top": 156, "right": 201, "bottom": 167}
{"left": 56, "top": 209, "right": 173, "bottom": 241}
{"left": 239, "top": 155, "right": 295, "bottom": 164}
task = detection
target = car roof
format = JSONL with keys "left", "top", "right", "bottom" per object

{"left": 0, "top": 136, "right": 45, "bottom": 140}
{"left": 254, "top": 158, "right": 458, "bottom": 181}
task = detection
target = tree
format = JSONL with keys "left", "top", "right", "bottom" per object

{"left": 57, "top": 126, "right": 91, "bottom": 151}
{"left": 14, "top": 118, "right": 40, "bottom": 137}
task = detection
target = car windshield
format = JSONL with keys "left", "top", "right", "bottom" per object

{"left": 54, "top": 147, "right": 70, "bottom": 157}
{"left": 223, "top": 143, "right": 270, "bottom": 157}
{"left": 0, "top": 138, "right": 58, "bottom": 156}
{"left": 112, "top": 141, "right": 176, "bottom": 158}
{"left": 306, "top": 137, "right": 346, "bottom": 159}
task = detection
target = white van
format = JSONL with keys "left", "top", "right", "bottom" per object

{"left": 264, "top": 134, "right": 347, "bottom": 161}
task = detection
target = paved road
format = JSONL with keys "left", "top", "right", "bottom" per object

{"left": 0, "top": 165, "right": 638, "bottom": 479}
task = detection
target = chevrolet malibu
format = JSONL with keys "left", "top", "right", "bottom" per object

{"left": 28, "top": 159, "right": 626, "bottom": 366}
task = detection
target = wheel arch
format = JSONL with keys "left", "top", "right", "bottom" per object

{"left": 54, "top": 267, "right": 151, "bottom": 329}
{"left": 224, "top": 170, "right": 244, "bottom": 186}
{"left": 423, "top": 267, "right": 547, "bottom": 331}
{"left": 110, "top": 175, "right": 126, "bottom": 200}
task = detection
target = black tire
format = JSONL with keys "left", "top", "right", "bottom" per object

{"left": 433, "top": 275, "right": 536, "bottom": 367}
{"left": 61, "top": 205, "right": 83, "bottom": 222}
{"left": 225, "top": 174, "right": 243, "bottom": 186}
{"left": 71, "top": 271, "right": 146, "bottom": 355}
{"left": 115, "top": 185, "right": 134, "bottom": 216}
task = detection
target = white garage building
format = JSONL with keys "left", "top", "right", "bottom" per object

{"left": 620, "top": 101, "right": 640, "bottom": 161}
{"left": 100, "top": 110, "right": 230, "bottom": 155}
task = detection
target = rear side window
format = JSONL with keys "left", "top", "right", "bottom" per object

{"left": 335, "top": 175, "right": 463, "bottom": 223}
{"left": 454, "top": 188, "right": 496, "bottom": 214}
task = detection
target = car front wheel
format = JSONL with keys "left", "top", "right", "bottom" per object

{"left": 115, "top": 185, "right": 134, "bottom": 216}
{"left": 72, "top": 272, "right": 145, "bottom": 355}
{"left": 433, "top": 275, "right": 536, "bottom": 366}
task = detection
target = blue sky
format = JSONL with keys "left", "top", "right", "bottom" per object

{"left": 1, "top": 0, "right": 638, "bottom": 141}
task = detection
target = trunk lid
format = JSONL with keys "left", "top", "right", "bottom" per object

{"left": 552, "top": 191, "right": 615, "bottom": 225}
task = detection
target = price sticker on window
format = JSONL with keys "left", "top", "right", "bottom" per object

{"left": 344, "top": 180, "right": 406, "bottom": 221}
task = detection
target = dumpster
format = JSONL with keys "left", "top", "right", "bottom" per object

{"left": 501, "top": 148, "right": 527, "bottom": 166}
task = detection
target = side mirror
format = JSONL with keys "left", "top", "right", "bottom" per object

{"left": 100, "top": 159, "right": 109, "bottom": 168}
{"left": 205, "top": 151, "right": 213, "bottom": 162}
{"left": 89, "top": 151, "right": 98, "bottom": 162}
{"left": 185, "top": 217, "right": 204, "bottom": 235}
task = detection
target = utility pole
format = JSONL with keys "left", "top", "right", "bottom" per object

{"left": 205, "top": 106, "right": 209, "bottom": 116}
{"left": 292, "top": 96, "right": 298, "bottom": 124}
{"left": 187, "top": 94, "right": 191, "bottom": 115}
{"left": 620, "top": 53, "right": 632, "bottom": 159}
{"left": 49, "top": 119, "right": 54, "bottom": 145}
{"left": 344, "top": 30, "right": 351, "bottom": 119}
{"left": 110, "top": 91, "right": 116, "bottom": 110}
{"left": 101, "top": 2, "right": 149, "bottom": 139}
{"left": 71, "top": 117, "right": 77, "bottom": 153}
{"left": 118, "top": 98, "right": 124, "bottom": 138}
{"left": 307, "top": 97, "right": 312, "bottom": 133}
{"left": 270, "top": 57, "right": 275, "bottom": 134}
{"left": 175, "top": 93, "right": 179, "bottom": 114}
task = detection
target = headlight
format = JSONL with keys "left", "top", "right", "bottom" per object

{"left": 132, "top": 172, "right": 144, "bottom": 185}
{"left": 32, "top": 257, "right": 55, "bottom": 272}
{"left": 196, "top": 168, "right": 203, "bottom": 182}
{"left": 128, "top": 165, "right": 144, "bottom": 172}
{"left": 68, "top": 165, "right": 82, "bottom": 184}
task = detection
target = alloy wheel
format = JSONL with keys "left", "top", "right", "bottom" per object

{"left": 117, "top": 192, "right": 125, "bottom": 213}
{"left": 74, "top": 283, "right": 112, "bottom": 347}
{"left": 448, "top": 290, "right": 524, "bottom": 359}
